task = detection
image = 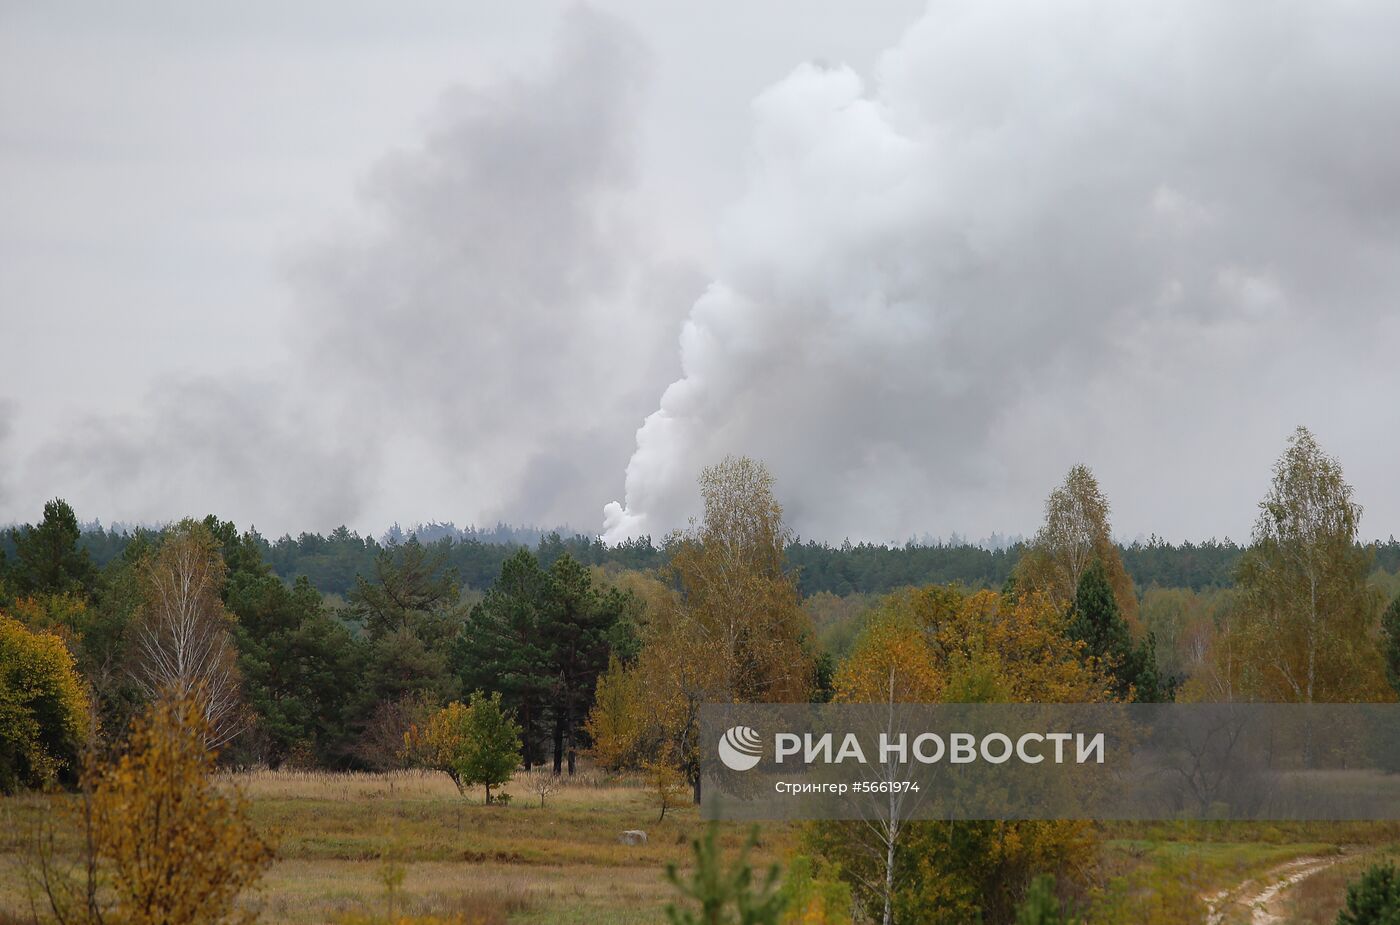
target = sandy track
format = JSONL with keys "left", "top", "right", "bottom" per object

{"left": 1204, "top": 853, "right": 1347, "bottom": 925}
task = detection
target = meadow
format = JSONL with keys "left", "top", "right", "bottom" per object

{"left": 1, "top": 768, "right": 791, "bottom": 925}
{"left": 5, "top": 768, "right": 1398, "bottom": 924}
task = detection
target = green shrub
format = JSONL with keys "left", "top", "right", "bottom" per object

{"left": 1015, "top": 875, "right": 1079, "bottom": 925}
{"left": 777, "top": 855, "right": 851, "bottom": 924}
{"left": 1337, "top": 861, "right": 1400, "bottom": 925}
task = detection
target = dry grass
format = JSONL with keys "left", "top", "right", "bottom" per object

{"left": 1283, "top": 851, "right": 1398, "bottom": 925}
{"left": 230, "top": 767, "right": 645, "bottom": 806}
{"left": 1088, "top": 821, "right": 1400, "bottom": 924}
{"left": 247, "top": 859, "right": 673, "bottom": 925}
{"left": 8, "top": 770, "right": 1398, "bottom": 924}
{"left": 0, "top": 769, "right": 793, "bottom": 925}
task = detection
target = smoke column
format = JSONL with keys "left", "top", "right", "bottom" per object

{"left": 604, "top": 0, "right": 1400, "bottom": 542}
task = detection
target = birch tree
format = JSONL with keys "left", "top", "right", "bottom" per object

{"left": 666, "top": 456, "right": 813, "bottom": 704}
{"left": 1234, "top": 426, "right": 1388, "bottom": 705}
{"left": 584, "top": 457, "right": 814, "bottom": 804}
{"left": 1016, "top": 465, "right": 1139, "bottom": 628}
{"left": 131, "top": 521, "right": 244, "bottom": 747}
{"left": 814, "top": 587, "right": 1104, "bottom": 924}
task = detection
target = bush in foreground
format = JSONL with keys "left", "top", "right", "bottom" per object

{"left": 666, "top": 823, "right": 787, "bottom": 925}
{"left": 24, "top": 690, "right": 274, "bottom": 925}
{"left": 1337, "top": 861, "right": 1400, "bottom": 925}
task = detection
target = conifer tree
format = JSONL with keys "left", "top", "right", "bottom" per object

{"left": 1068, "top": 560, "right": 1170, "bottom": 702}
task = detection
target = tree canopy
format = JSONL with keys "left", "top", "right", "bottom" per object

{"left": 0, "top": 613, "right": 89, "bottom": 792}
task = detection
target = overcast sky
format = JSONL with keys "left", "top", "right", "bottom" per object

{"left": 3, "top": 1, "right": 1399, "bottom": 544}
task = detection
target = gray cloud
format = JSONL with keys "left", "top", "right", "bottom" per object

{"left": 27, "top": 378, "right": 373, "bottom": 531}
{"left": 0, "top": 398, "right": 14, "bottom": 510}
{"left": 604, "top": 0, "right": 1400, "bottom": 543}
{"left": 11, "top": 7, "right": 696, "bottom": 535}
{"left": 288, "top": 5, "right": 695, "bottom": 529}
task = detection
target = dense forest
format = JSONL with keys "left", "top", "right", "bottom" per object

{"left": 14, "top": 520, "right": 1400, "bottom": 599}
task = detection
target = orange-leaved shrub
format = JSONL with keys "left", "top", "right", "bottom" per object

{"left": 87, "top": 692, "right": 274, "bottom": 925}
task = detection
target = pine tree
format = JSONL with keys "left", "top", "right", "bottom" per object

{"left": 7, "top": 499, "right": 96, "bottom": 599}
{"left": 665, "top": 823, "right": 786, "bottom": 925}
{"left": 1068, "top": 560, "right": 1131, "bottom": 673}
{"left": 348, "top": 538, "right": 460, "bottom": 642}
{"left": 1336, "top": 861, "right": 1400, "bottom": 925}
{"left": 1068, "top": 560, "right": 1170, "bottom": 702}
{"left": 456, "top": 548, "right": 554, "bottom": 769}
{"left": 1014, "top": 876, "right": 1079, "bottom": 925}
{"left": 543, "top": 553, "right": 617, "bottom": 774}
{"left": 1382, "top": 593, "right": 1400, "bottom": 698}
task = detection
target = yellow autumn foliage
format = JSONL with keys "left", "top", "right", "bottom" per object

{"left": 585, "top": 458, "right": 813, "bottom": 780}
{"left": 834, "top": 587, "right": 1110, "bottom": 706}
{"left": 8, "top": 592, "right": 90, "bottom": 651}
{"left": 335, "top": 915, "right": 508, "bottom": 925}
{"left": 642, "top": 741, "right": 690, "bottom": 822}
{"left": 821, "top": 585, "right": 1108, "bottom": 925}
{"left": 831, "top": 608, "right": 941, "bottom": 703}
{"left": 404, "top": 699, "right": 472, "bottom": 792}
{"left": 1016, "top": 464, "right": 1140, "bottom": 631}
{"left": 585, "top": 655, "right": 648, "bottom": 771}
{"left": 0, "top": 613, "right": 89, "bottom": 791}
{"left": 89, "top": 692, "right": 274, "bottom": 925}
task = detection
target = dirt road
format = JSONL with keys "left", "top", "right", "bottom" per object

{"left": 1204, "top": 853, "right": 1347, "bottom": 925}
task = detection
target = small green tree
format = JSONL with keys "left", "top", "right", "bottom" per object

{"left": 1336, "top": 861, "right": 1400, "bottom": 925}
{"left": 666, "top": 823, "right": 786, "bottom": 925}
{"left": 1015, "top": 875, "right": 1079, "bottom": 925}
{"left": 777, "top": 855, "right": 851, "bottom": 925}
{"left": 459, "top": 691, "right": 520, "bottom": 804}
{"left": 1383, "top": 594, "right": 1400, "bottom": 698}
{"left": 408, "top": 691, "right": 521, "bottom": 803}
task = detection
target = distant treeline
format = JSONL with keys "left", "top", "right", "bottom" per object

{"left": 13, "top": 523, "right": 1397, "bottom": 598}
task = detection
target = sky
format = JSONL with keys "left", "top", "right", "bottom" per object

{"left": 3, "top": 0, "right": 1399, "bottom": 545}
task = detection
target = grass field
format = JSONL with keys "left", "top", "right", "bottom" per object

{"left": 0, "top": 768, "right": 797, "bottom": 924}
{"left": 3, "top": 769, "right": 1398, "bottom": 923}
{"left": 233, "top": 768, "right": 796, "bottom": 924}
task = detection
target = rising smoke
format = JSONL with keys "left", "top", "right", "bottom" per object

{"left": 12, "top": 8, "right": 696, "bottom": 535}
{"left": 9, "top": 2, "right": 1400, "bottom": 541}
{"left": 603, "top": 0, "right": 1400, "bottom": 542}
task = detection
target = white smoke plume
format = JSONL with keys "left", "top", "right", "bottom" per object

{"left": 604, "top": 0, "right": 1400, "bottom": 543}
